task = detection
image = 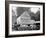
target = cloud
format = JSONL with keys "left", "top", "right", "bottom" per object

{"left": 29, "top": 8, "right": 40, "bottom": 14}
{"left": 12, "top": 7, "right": 18, "bottom": 16}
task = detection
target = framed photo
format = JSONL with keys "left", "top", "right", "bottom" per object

{"left": 5, "top": 1, "right": 45, "bottom": 37}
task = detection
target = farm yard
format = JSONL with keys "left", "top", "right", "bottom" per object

{"left": 12, "top": 23, "right": 40, "bottom": 31}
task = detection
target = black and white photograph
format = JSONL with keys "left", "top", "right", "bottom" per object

{"left": 12, "top": 7, "right": 40, "bottom": 31}
{"left": 5, "top": 1, "right": 45, "bottom": 37}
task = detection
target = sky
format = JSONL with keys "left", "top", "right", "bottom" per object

{"left": 29, "top": 8, "right": 40, "bottom": 14}
{"left": 12, "top": 7, "right": 40, "bottom": 16}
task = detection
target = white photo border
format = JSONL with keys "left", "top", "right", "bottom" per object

{"left": 9, "top": 4, "right": 43, "bottom": 35}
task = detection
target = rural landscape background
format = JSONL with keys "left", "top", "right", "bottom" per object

{"left": 12, "top": 7, "right": 40, "bottom": 31}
